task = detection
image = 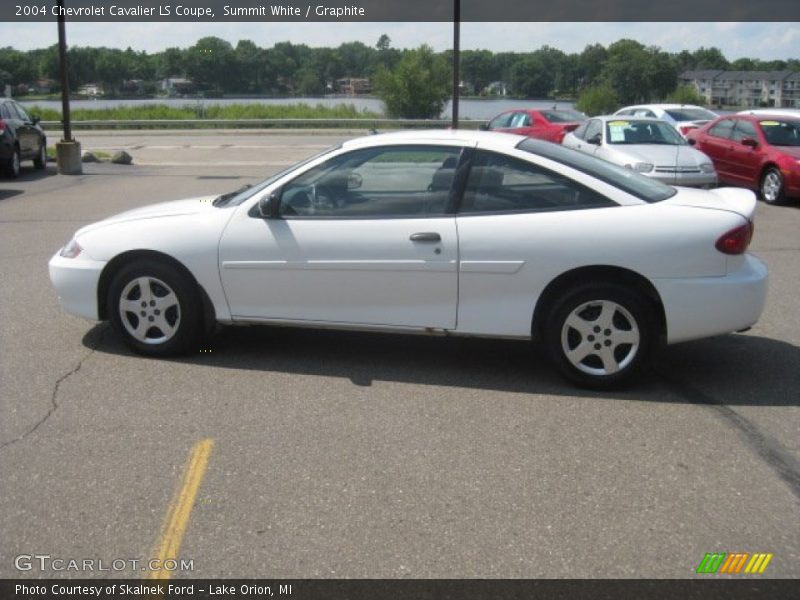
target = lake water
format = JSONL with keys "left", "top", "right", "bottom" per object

{"left": 18, "top": 96, "right": 576, "bottom": 120}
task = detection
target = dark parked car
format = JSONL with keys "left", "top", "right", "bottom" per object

{"left": 687, "top": 113, "right": 800, "bottom": 205}
{"left": 1, "top": 99, "right": 47, "bottom": 178}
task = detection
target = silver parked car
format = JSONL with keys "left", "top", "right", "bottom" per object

{"left": 562, "top": 116, "right": 717, "bottom": 187}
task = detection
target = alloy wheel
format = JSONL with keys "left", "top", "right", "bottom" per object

{"left": 560, "top": 299, "right": 640, "bottom": 376}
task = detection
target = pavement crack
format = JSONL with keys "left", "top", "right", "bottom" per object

{"left": 654, "top": 367, "right": 800, "bottom": 502}
{"left": 0, "top": 325, "right": 109, "bottom": 450}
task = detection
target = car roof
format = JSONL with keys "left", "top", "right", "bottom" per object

{"left": 593, "top": 115, "right": 664, "bottom": 122}
{"left": 341, "top": 129, "right": 527, "bottom": 150}
{"left": 619, "top": 104, "right": 705, "bottom": 110}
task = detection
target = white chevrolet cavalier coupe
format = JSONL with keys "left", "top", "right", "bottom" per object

{"left": 49, "top": 130, "right": 768, "bottom": 388}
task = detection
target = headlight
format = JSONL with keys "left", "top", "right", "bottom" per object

{"left": 59, "top": 238, "right": 83, "bottom": 259}
{"left": 700, "top": 163, "right": 716, "bottom": 173}
{"left": 633, "top": 162, "right": 654, "bottom": 173}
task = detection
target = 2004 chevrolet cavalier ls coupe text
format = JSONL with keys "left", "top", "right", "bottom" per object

{"left": 49, "top": 130, "right": 768, "bottom": 388}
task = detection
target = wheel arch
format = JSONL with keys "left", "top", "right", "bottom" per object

{"left": 531, "top": 265, "right": 667, "bottom": 341}
{"left": 97, "top": 249, "right": 216, "bottom": 332}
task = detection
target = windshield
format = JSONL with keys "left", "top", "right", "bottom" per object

{"left": 516, "top": 138, "right": 676, "bottom": 203}
{"left": 606, "top": 120, "right": 686, "bottom": 145}
{"left": 213, "top": 144, "right": 342, "bottom": 207}
{"left": 541, "top": 109, "right": 587, "bottom": 123}
{"left": 664, "top": 108, "right": 716, "bottom": 122}
{"left": 759, "top": 119, "right": 800, "bottom": 147}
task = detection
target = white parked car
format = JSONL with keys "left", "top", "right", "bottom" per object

{"left": 613, "top": 104, "right": 718, "bottom": 137}
{"left": 562, "top": 116, "right": 717, "bottom": 187}
{"left": 738, "top": 108, "right": 800, "bottom": 118}
{"left": 49, "top": 130, "right": 767, "bottom": 388}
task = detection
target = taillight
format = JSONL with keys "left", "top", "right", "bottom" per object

{"left": 679, "top": 125, "right": 695, "bottom": 135}
{"left": 715, "top": 222, "right": 754, "bottom": 255}
{"left": 0, "top": 119, "right": 5, "bottom": 132}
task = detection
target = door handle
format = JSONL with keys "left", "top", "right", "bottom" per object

{"left": 409, "top": 232, "right": 441, "bottom": 242}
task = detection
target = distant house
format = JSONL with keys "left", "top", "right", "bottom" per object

{"left": 484, "top": 81, "right": 508, "bottom": 97}
{"left": 336, "top": 78, "right": 371, "bottom": 95}
{"left": 27, "top": 79, "right": 56, "bottom": 94}
{"left": 680, "top": 70, "right": 800, "bottom": 108}
{"left": 160, "top": 77, "right": 195, "bottom": 96}
{"left": 77, "top": 83, "right": 102, "bottom": 97}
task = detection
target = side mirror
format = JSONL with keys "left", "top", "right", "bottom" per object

{"left": 258, "top": 191, "right": 281, "bottom": 219}
{"left": 741, "top": 137, "right": 758, "bottom": 148}
{"left": 479, "top": 123, "right": 489, "bottom": 131}
{"left": 587, "top": 133, "right": 602, "bottom": 145}
{"left": 31, "top": 115, "right": 41, "bottom": 125}
{"left": 687, "top": 138, "right": 697, "bottom": 146}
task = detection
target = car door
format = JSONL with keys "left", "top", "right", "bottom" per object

{"left": 727, "top": 118, "right": 763, "bottom": 187}
{"left": 10, "top": 102, "right": 37, "bottom": 157}
{"left": 698, "top": 119, "right": 735, "bottom": 181}
{"left": 570, "top": 119, "right": 603, "bottom": 156}
{"left": 454, "top": 147, "right": 619, "bottom": 337}
{"left": 218, "top": 143, "right": 464, "bottom": 329}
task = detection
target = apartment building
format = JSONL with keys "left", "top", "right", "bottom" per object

{"left": 680, "top": 70, "right": 800, "bottom": 108}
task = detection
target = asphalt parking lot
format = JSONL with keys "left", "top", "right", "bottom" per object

{"left": 1, "top": 132, "right": 798, "bottom": 579}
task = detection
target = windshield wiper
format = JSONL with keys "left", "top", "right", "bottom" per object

{"left": 213, "top": 184, "right": 252, "bottom": 207}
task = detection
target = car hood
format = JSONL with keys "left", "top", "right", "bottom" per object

{"left": 662, "top": 186, "right": 757, "bottom": 220}
{"left": 75, "top": 195, "right": 220, "bottom": 236}
{"left": 610, "top": 144, "right": 710, "bottom": 167}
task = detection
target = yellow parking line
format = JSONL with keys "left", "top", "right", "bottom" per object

{"left": 147, "top": 438, "right": 214, "bottom": 580}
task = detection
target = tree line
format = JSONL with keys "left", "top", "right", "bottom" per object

{"left": 1, "top": 36, "right": 798, "bottom": 118}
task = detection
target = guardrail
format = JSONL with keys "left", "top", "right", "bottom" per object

{"left": 41, "top": 118, "right": 489, "bottom": 131}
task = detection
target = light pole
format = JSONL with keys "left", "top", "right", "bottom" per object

{"left": 55, "top": 0, "right": 82, "bottom": 174}
{"left": 451, "top": 0, "right": 460, "bottom": 129}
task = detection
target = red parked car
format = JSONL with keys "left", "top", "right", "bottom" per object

{"left": 687, "top": 114, "right": 800, "bottom": 205}
{"left": 483, "top": 108, "right": 587, "bottom": 143}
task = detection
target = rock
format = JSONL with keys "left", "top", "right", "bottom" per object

{"left": 111, "top": 151, "right": 133, "bottom": 165}
{"left": 81, "top": 151, "right": 99, "bottom": 163}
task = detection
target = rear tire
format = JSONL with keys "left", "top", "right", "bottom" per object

{"left": 107, "top": 259, "right": 203, "bottom": 356}
{"left": 760, "top": 167, "right": 786, "bottom": 205}
{"left": 6, "top": 146, "right": 20, "bottom": 178}
{"left": 544, "top": 283, "right": 656, "bottom": 389}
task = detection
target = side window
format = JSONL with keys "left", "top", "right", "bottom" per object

{"left": 510, "top": 112, "right": 531, "bottom": 127}
{"left": 572, "top": 121, "right": 589, "bottom": 140}
{"left": 584, "top": 119, "right": 603, "bottom": 143}
{"left": 709, "top": 119, "right": 735, "bottom": 139}
{"left": 0, "top": 104, "right": 9, "bottom": 119}
{"left": 459, "top": 150, "right": 617, "bottom": 215}
{"left": 488, "top": 112, "right": 514, "bottom": 130}
{"left": 279, "top": 145, "right": 462, "bottom": 219}
{"left": 731, "top": 119, "right": 758, "bottom": 141}
{"left": 616, "top": 109, "right": 634, "bottom": 116}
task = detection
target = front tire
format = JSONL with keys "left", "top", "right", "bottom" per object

{"left": 34, "top": 141, "right": 47, "bottom": 169}
{"left": 107, "top": 260, "right": 202, "bottom": 356}
{"left": 544, "top": 283, "right": 656, "bottom": 389}
{"left": 760, "top": 167, "right": 786, "bottom": 205}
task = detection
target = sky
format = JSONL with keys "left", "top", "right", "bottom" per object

{"left": 0, "top": 22, "right": 798, "bottom": 60}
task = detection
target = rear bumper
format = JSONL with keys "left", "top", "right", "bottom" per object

{"left": 48, "top": 252, "right": 106, "bottom": 321}
{"left": 653, "top": 254, "right": 768, "bottom": 344}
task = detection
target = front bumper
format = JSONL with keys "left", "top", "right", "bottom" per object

{"left": 650, "top": 171, "right": 718, "bottom": 188}
{"left": 48, "top": 252, "right": 106, "bottom": 321}
{"left": 653, "top": 253, "right": 768, "bottom": 345}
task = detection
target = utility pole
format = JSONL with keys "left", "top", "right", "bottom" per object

{"left": 451, "top": 0, "right": 460, "bottom": 129}
{"left": 55, "top": 0, "right": 82, "bottom": 174}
